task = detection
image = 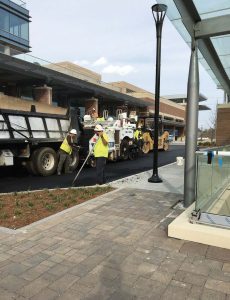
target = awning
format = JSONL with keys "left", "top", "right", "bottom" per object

{"left": 157, "top": 0, "right": 230, "bottom": 97}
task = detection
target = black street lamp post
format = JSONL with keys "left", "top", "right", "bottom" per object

{"left": 148, "top": 4, "right": 167, "bottom": 183}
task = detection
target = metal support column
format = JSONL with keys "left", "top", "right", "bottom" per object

{"left": 184, "top": 40, "right": 199, "bottom": 207}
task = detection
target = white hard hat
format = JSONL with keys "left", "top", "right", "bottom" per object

{"left": 70, "top": 129, "right": 77, "bottom": 135}
{"left": 94, "top": 124, "right": 104, "bottom": 132}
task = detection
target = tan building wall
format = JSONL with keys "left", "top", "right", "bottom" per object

{"left": 46, "top": 61, "right": 101, "bottom": 84}
{"left": 216, "top": 104, "right": 230, "bottom": 146}
{"left": 109, "top": 82, "right": 185, "bottom": 121}
{"left": 0, "top": 93, "right": 66, "bottom": 115}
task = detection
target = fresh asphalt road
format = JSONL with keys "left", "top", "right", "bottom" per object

{"left": 0, "top": 145, "right": 185, "bottom": 193}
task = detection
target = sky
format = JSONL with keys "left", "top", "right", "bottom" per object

{"left": 26, "top": 0, "right": 224, "bottom": 129}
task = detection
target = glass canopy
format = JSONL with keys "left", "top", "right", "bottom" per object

{"left": 157, "top": 0, "right": 230, "bottom": 94}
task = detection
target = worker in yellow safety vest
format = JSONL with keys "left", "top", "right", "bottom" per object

{"left": 57, "top": 129, "right": 77, "bottom": 175}
{"left": 93, "top": 124, "right": 108, "bottom": 185}
{"left": 134, "top": 126, "right": 143, "bottom": 151}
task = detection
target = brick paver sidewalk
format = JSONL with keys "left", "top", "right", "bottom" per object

{"left": 0, "top": 188, "right": 230, "bottom": 299}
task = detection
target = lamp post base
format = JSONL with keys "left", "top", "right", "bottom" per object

{"left": 148, "top": 174, "right": 163, "bottom": 183}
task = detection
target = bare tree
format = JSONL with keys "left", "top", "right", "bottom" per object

{"left": 208, "top": 105, "right": 217, "bottom": 142}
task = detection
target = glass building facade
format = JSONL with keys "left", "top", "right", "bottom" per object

{"left": 0, "top": 0, "right": 30, "bottom": 54}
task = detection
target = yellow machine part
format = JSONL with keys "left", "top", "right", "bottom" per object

{"left": 142, "top": 132, "right": 153, "bottom": 153}
{"left": 142, "top": 131, "right": 169, "bottom": 153}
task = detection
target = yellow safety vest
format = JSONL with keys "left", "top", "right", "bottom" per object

{"left": 94, "top": 133, "right": 109, "bottom": 158}
{"left": 96, "top": 117, "right": 105, "bottom": 122}
{"left": 134, "top": 130, "right": 142, "bottom": 140}
{"left": 60, "top": 137, "right": 72, "bottom": 155}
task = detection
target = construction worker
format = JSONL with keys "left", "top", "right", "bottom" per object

{"left": 93, "top": 124, "right": 109, "bottom": 185}
{"left": 134, "top": 126, "right": 143, "bottom": 151}
{"left": 90, "top": 108, "right": 98, "bottom": 120}
{"left": 57, "top": 129, "right": 77, "bottom": 175}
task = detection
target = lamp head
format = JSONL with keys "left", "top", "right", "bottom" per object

{"left": 151, "top": 4, "right": 167, "bottom": 24}
{"left": 151, "top": 4, "right": 167, "bottom": 13}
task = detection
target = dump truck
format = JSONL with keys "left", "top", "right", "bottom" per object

{"left": 0, "top": 106, "right": 81, "bottom": 176}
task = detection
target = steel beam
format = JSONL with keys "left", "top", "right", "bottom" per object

{"left": 195, "top": 15, "right": 230, "bottom": 39}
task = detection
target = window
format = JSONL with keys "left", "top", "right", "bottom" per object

{"left": 0, "top": 8, "right": 9, "bottom": 32}
{"left": 0, "top": 8, "right": 29, "bottom": 40}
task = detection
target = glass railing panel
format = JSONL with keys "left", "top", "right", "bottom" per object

{"left": 196, "top": 154, "right": 213, "bottom": 211}
{"left": 11, "top": 0, "right": 26, "bottom": 7}
{"left": 195, "top": 149, "right": 230, "bottom": 216}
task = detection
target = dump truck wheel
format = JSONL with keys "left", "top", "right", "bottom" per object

{"left": 26, "top": 160, "right": 38, "bottom": 175}
{"left": 129, "top": 147, "right": 138, "bottom": 160}
{"left": 26, "top": 150, "right": 39, "bottom": 175}
{"left": 33, "top": 147, "right": 57, "bottom": 176}
{"left": 142, "top": 142, "right": 150, "bottom": 154}
{"left": 163, "top": 142, "right": 169, "bottom": 151}
{"left": 120, "top": 139, "right": 129, "bottom": 160}
{"left": 69, "top": 150, "right": 80, "bottom": 171}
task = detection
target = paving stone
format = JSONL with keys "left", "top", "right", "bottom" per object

{"left": 69, "top": 262, "right": 94, "bottom": 278}
{"left": 49, "top": 273, "right": 80, "bottom": 293}
{"left": 179, "top": 261, "right": 210, "bottom": 276}
{"left": 0, "top": 274, "right": 28, "bottom": 292}
{"left": 170, "top": 279, "right": 192, "bottom": 289}
{"left": 205, "top": 278, "right": 230, "bottom": 294}
{"left": 223, "top": 263, "right": 230, "bottom": 272}
{"left": 0, "top": 287, "right": 18, "bottom": 300}
{"left": 21, "top": 263, "right": 51, "bottom": 281}
{"left": 47, "top": 263, "right": 71, "bottom": 277}
{"left": 179, "top": 241, "right": 208, "bottom": 257}
{"left": 206, "top": 246, "right": 230, "bottom": 262}
{"left": 187, "top": 285, "right": 203, "bottom": 300}
{"left": 57, "top": 289, "right": 84, "bottom": 300}
{"left": 30, "top": 287, "right": 58, "bottom": 300}
{"left": 19, "top": 276, "right": 51, "bottom": 298}
{"left": 158, "top": 258, "right": 182, "bottom": 274}
{"left": 209, "top": 269, "right": 230, "bottom": 282}
{"left": 21, "top": 253, "right": 50, "bottom": 267}
{"left": 0, "top": 262, "right": 30, "bottom": 276}
{"left": 161, "top": 284, "right": 190, "bottom": 300}
{"left": 201, "top": 287, "right": 227, "bottom": 300}
{"left": 133, "top": 277, "right": 167, "bottom": 298}
{"left": 109, "top": 286, "right": 138, "bottom": 300}
{"left": 151, "top": 270, "right": 173, "bottom": 284}
{"left": 183, "top": 272, "right": 207, "bottom": 286}
{"left": 69, "top": 281, "right": 93, "bottom": 295}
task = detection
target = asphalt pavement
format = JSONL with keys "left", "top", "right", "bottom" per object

{"left": 0, "top": 145, "right": 185, "bottom": 193}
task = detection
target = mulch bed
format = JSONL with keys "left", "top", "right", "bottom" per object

{"left": 0, "top": 186, "right": 114, "bottom": 229}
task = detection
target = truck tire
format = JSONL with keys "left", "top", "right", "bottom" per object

{"left": 120, "top": 139, "right": 129, "bottom": 160}
{"left": 128, "top": 146, "right": 139, "bottom": 160}
{"left": 26, "top": 150, "right": 39, "bottom": 175}
{"left": 33, "top": 147, "right": 57, "bottom": 176}
{"left": 69, "top": 150, "right": 80, "bottom": 171}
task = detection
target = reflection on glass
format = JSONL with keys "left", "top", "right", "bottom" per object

{"left": 196, "top": 148, "right": 230, "bottom": 217}
{"left": 0, "top": 7, "right": 29, "bottom": 41}
{"left": 0, "top": 8, "right": 9, "bottom": 32}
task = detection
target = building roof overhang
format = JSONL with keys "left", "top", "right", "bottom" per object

{"left": 0, "top": 53, "right": 150, "bottom": 107}
{"left": 157, "top": 0, "right": 230, "bottom": 97}
{"left": 164, "top": 93, "right": 208, "bottom": 102}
